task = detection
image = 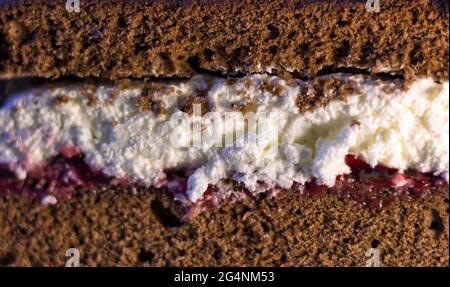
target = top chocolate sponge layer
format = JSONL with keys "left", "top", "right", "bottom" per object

{"left": 0, "top": 0, "right": 448, "bottom": 80}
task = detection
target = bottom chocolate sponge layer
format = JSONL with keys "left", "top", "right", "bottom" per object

{"left": 0, "top": 188, "right": 448, "bottom": 267}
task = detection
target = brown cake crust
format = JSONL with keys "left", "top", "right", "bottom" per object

{"left": 0, "top": 187, "right": 448, "bottom": 267}
{"left": 0, "top": 0, "right": 448, "bottom": 81}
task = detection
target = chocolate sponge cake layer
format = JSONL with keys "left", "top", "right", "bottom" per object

{"left": 0, "top": 0, "right": 448, "bottom": 81}
{"left": 0, "top": 187, "right": 448, "bottom": 267}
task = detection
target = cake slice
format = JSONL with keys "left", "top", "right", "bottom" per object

{"left": 0, "top": 0, "right": 448, "bottom": 266}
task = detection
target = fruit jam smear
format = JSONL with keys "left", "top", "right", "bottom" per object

{"left": 0, "top": 151, "right": 447, "bottom": 211}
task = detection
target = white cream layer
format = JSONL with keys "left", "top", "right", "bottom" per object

{"left": 0, "top": 74, "right": 448, "bottom": 202}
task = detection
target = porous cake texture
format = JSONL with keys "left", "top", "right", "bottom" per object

{"left": 0, "top": 0, "right": 448, "bottom": 80}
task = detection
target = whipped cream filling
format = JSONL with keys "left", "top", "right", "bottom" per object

{"left": 0, "top": 74, "right": 448, "bottom": 202}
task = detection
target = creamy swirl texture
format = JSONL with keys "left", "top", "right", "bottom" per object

{"left": 0, "top": 74, "right": 448, "bottom": 202}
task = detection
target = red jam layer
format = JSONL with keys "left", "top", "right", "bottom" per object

{"left": 0, "top": 153, "right": 447, "bottom": 209}
{"left": 0, "top": 154, "right": 114, "bottom": 199}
